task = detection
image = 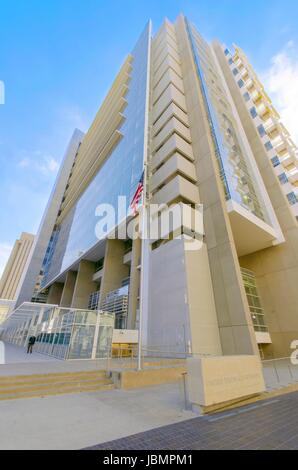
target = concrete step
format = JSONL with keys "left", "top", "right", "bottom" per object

{"left": 0, "top": 371, "right": 108, "bottom": 387}
{"left": 0, "top": 377, "right": 113, "bottom": 394}
{"left": 0, "top": 370, "right": 114, "bottom": 400}
{"left": 0, "top": 369, "right": 107, "bottom": 384}
{"left": 0, "top": 383, "right": 115, "bottom": 401}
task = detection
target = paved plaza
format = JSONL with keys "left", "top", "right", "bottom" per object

{"left": 87, "top": 391, "right": 298, "bottom": 450}
{"left": 1, "top": 343, "right": 298, "bottom": 450}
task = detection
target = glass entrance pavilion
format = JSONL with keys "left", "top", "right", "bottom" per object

{"left": 0, "top": 303, "right": 114, "bottom": 360}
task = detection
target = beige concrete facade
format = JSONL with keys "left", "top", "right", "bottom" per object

{"left": 187, "top": 355, "right": 265, "bottom": 408}
{"left": 0, "top": 233, "right": 34, "bottom": 301}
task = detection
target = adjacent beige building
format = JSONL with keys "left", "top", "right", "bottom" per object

{"left": 0, "top": 233, "right": 34, "bottom": 300}
{"left": 2, "top": 16, "right": 298, "bottom": 362}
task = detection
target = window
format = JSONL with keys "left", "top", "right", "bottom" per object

{"left": 250, "top": 107, "right": 258, "bottom": 119}
{"left": 271, "top": 156, "right": 280, "bottom": 168}
{"left": 278, "top": 173, "right": 288, "bottom": 185}
{"left": 228, "top": 58, "right": 233, "bottom": 65}
{"left": 265, "top": 141, "right": 273, "bottom": 151}
{"left": 224, "top": 48, "right": 230, "bottom": 56}
{"left": 233, "top": 68, "right": 239, "bottom": 76}
{"left": 287, "top": 192, "right": 298, "bottom": 206}
{"left": 243, "top": 92, "right": 250, "bottom": 102}
{"left": 124, "top": 239, "right": 133, "bottom": 254}
{"left": 88, "top": 291, "right": 100, "bottom": 310}
{"left": 95, "top": 258, "right": 105, "bottom": 273}
{"left": 257, "top": 124, "right": 266, "bottom": 138}
{"left": 238, "top": 79, "right": 244, "bottom": 88}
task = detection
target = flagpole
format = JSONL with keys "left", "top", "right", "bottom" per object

{"left": 137, "top": 163, "right": 148, "bottom": 372}
{"left": 137, "top": 21, "right": 152, "bottom": 372}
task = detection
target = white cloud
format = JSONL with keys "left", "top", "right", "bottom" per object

{"left": 261, "top": 41, "right": 298, "bottom": 145}
{"left": 18, "top": 153, "right": 59, "bottom": 175}
{"left": 0, "top": 243, "right": 13, "bottom": 280}
{"left": 47, "top": 157, "right": 59, "bottom": 173}
{"left": 36, "top": 156, "right": 59, "bottom": 175}
{"left": 18, "top": 158, "right": 30, "bottom": 168}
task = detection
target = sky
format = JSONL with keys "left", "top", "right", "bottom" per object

{"left": 0, "top": 0, "right": 298, "bottom": 276}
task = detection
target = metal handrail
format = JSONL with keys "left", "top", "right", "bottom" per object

{"left": 262, "top": 356, "right": 295, "bottom": 363}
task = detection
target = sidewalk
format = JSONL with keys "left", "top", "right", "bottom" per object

{"left": 87, "top": 390, "right": 298, "bottom": 450}
{"left": 0, "top": 343, "right": 108, "bottom": 376}
{"left": 0, "top": 383, "right": 195, "bottom": 450}
{"left": 3, "top": 343, "right": 58, "bottom": 364}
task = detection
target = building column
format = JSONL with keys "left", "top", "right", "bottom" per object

{"left": 127, "top": 238, "right": 141, "bottom": 330}
{"left": 60, "top": 271, "right": 77, "bottom": 307}
{"left": 99, "top": 240, "right": 130, "bottom": 308}
{"left": 47, "top": 282, "right": 64, "bottom": 305}
{"left": 71, "top": 261, "right": 97, "bottom": 309}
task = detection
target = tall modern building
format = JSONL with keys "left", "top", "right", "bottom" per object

{"left": 0, "top": 232, "right": 34, "bottom": 300}
{"left": 3, "top": 15, "right": 298, "bottom": 361}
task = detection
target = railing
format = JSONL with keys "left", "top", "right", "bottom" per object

{"left": 105, "top": 346, "right": 212, "bottom": 373}
{"left": 262, "top": 356, "right": 298, "bottom": 389}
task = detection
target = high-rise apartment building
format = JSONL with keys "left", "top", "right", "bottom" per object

{"left": 224, "top": 44, "right": 298, "bottom": 221}
{"left": 0, "top": 232, "right": 34, "bottom": 300}
{"left": 4, "top": 15, "right": 298, "bottom": 361}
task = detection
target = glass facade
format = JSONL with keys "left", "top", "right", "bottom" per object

{"left": 2, "top": 305, "right": 114, "bottom": 360}
{"left": 185, "top": 19, "right": 269, "bottom": 223}
{"left": 241, "top": 268, "right": 268, "bottom": 333}
{"left": 101, "top": 285, "right": 129, "bottom": 330}
{"left": 43, "top": 23, "right": 151, "bottom": 286}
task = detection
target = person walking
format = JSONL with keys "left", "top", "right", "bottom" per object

{"left": 27, "top": 336, "right": 36, "bottom": 354}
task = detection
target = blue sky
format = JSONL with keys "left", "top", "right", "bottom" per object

{"left": 1, "top": 0, "right": 298, "bottom": 275}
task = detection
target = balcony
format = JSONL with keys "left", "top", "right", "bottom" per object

{"left": 281, "top": 153, "right": 296, "bottom": 168}
{"left": 227, "top": 200, "right": 279, "bottom": 256}
{"left": 244, "top": 77, "right": 254, "bottom": 90}
{"left": 255, "top": 103, "right": 269, "bottom": 118}
{"left": 263, "top": 118, "right": 277, "bottom": 135}
{"left": 273, "top": 137, "right": 287, "bottom": 154}
{"left": 287, "top": 168, "right": 298, "bottom": 184}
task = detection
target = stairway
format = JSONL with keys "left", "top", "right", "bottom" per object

{"left": 0, "top": 370, "right": 114, "bottom": 401}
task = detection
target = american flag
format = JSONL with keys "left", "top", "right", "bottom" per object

{"left": 130, "top": 171, "right": 144, "bottom": 215}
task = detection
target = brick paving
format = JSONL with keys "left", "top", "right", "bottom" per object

{"left": 86, "top": 391, "right": 298, "bottom": 450}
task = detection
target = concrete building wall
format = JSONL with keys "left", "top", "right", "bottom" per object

{"left": 0, "top": 232, "right": 35, "bottom": 301}
{"left": 147, "top": 239, "right": 191, "bottom": 353}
